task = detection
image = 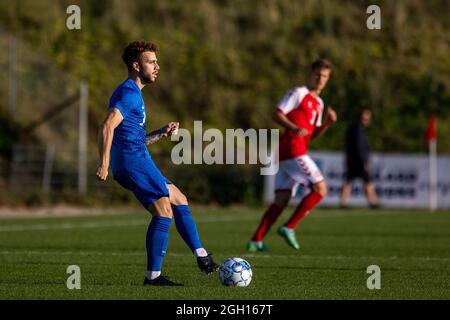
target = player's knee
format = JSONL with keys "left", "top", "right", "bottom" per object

{"left": 168, "top": 184, "right": 189, "bottom": 206}
{"left": 172, "top": 192, "right": 188, "bottom": 206}
{"left": 313, "top": 182, "right": 328, "bottom": 197}
{"left": 157, "top": 205, "right": 173, "bottom": 218}
{"left": 150, "top": 197, "right": 173, "bottom": 218}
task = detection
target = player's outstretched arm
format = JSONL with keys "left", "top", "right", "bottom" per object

{"left": 96, "top": 108, "right": 123, "bottom": 181}
{"left": 313, "top": 107, "right": 337, "bottom": 138}
{"left": 146, "top": 121, "right": 179, "bottom": 145}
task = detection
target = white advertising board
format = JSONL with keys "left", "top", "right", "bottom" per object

{"left": 264, "top": 152, "right": 450, "bottom": 208}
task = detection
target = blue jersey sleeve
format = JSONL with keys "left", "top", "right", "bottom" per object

{"left": 109, "top": 87, "right": 139, "bottom": 118}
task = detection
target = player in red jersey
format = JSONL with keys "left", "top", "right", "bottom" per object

{"left": 247, "top": 59, "right": 337, "bottom": 251}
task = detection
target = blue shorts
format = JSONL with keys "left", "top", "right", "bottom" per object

{"left": 111, "top": 153, "right": 172, "bottom": 209}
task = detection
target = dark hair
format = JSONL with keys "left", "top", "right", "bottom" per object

{"left": 311, "top": 58, "right": 333, "bottom": 72}
{"left": 122, "top": 41, "right": 159, "bottom": 71}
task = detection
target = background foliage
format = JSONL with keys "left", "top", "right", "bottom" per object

{"left": 0, "top": 0, "right": 449, "bottom": 205}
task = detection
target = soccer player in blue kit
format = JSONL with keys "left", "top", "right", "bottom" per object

{"left": 96, "top": 41, "right": 219, "bottom": 286}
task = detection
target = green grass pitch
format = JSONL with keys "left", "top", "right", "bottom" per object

{"left": 0, "top": 207, "right": 449, "bottom": 299}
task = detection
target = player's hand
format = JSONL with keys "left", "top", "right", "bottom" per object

{"left": 163, "top": 121, "right": 179, "bottom": 136}
{"left": 294, "top": 127, "right": 310, "bottom": 137}
{"left": 324, "top": 107, "right": 337, "bottom": 125}
{"left": 96, "top": 164, "right": 109, "bottom": 181}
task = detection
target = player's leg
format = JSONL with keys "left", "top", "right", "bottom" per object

{"left": 247, "top": 190, "right": 291, "bottom": 252}
{"left": 167, "top": 183, "right": 204, "bottom": 255}
{"left": 144, "top": 196, "right": 181, "bottom": 285}
{"left": 284, "top": 180, "right": 327, "bottom": 230}
{"left": 361, "top": 171, "right": 379, "bottom": 208}
{"left": 124, "top": 156, "right": 182, "bottom": 286}
{"left": 364, "top": 182, "right": 378, "bottom": 208}
{"left": 340, "top": 158, "right": 357, "bottom": 208}
{"left": 340, "top": 179, "right": 352, "bottom": 208}
{"left": 247, "top": 165, "right": 295, "bottom": 252}
{"left": 167, "top": 183, "right": 219, "bottom": 274}
{"left": 278, "top": 155, "right": 326, "bottom": 250}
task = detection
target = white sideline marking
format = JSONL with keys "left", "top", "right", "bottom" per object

{"left": 0, "top": 210, "right": 445, "bottom": 232}
{"left": 0, "top": 215, "right": 258, "bottom": 232}
{"left": 244, "top": 254, "right": 450, "bottom": 262}
{"left": 0, "top": 219, "right": 146, "bottom": 232}
{"left": 0, "top": 250, "right": 449, "bottom": 262}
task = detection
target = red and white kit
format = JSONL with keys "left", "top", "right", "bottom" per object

{"left": 275, "top": 86, "right": 324, "bottom": 194}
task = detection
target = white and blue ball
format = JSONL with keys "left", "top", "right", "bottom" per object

{"left": 219, "top": 257, "right": 253, "bottom": 287}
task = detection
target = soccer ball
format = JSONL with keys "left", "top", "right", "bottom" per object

{"left": 218, "top": 257, "right": 253, "bottom": 287}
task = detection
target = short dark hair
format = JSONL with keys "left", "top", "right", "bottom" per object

{"left": 311, "top": 59, "right": 333, "bottom": 72}
{"left": 122, "top": 41, "right": 159, "bottom": 71}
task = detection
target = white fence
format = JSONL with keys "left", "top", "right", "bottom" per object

{"left": 264, "top": 151, "right": 450, "bottom": 209}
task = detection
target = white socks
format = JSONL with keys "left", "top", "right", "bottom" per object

{"left": 147, "top": 271, "right": 161, "bottom": 280}
{"left": 147, "top": 248, "right": 208, "bottom": 280}
{"left": 194, "top": 248, "right": 208, "bottom": 258}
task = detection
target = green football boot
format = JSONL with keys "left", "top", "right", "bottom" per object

{"left": 277, "top": 226, "right": 300, "bottom": 250}
{"left": 246, "top": 241, "right": 269, "bottom": 252}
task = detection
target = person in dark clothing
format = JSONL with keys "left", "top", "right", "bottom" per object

{"left": 340, "top": 109, "right": 379, "bottom": 208}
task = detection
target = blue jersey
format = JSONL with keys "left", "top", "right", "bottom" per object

{"left": 108, "top": 78, "right": 147, "bottom": 155}
{"left": 108, "top": 78, "right": 171, "bottom": 207}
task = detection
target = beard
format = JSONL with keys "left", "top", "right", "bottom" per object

{"left": 139, "top": 70, "right": 153, "bottom": 84}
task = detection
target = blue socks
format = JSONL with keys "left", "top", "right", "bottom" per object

{"left": 146, "top": 206, "right": 205, "bottom": 274}
{"left": 146, "top": 216, "right": 172, "bottom": 272}
{"left": 172, "top": 205, "right": 203, "bottom": 253}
